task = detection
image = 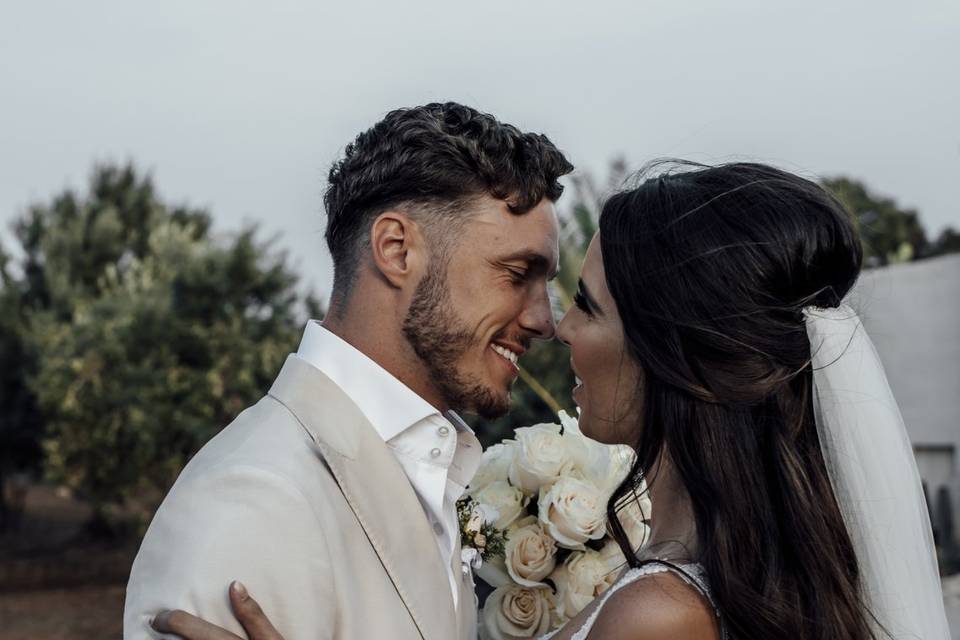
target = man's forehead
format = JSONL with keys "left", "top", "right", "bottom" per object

{"left": 467, "top": 199, "right": 558, "bottom": 235}
{"left": 464, "top": 197, "right": 559, "bottom": 262}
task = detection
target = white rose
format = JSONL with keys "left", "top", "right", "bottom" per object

{"left": 469, "top": 442, "right": 516, "bottom": 493}
{"left": 557, "top": 410, "right": 636, "bottom": 496}
{"left": 476, "top": 552, "right": 510, "bottom": 588}
{"left": 504, "top": 522, "right": 557, "bottom": 587}
{"left": 549, "top": 550, "right": 618, "bottom": 623}
{"left": 508, "top": 423, "right": 586, "bottom": 495}
{"left": 599, "top": 539, "right": 627, "bottom": 573}
{"left": 538, "top": 476, "right": 606, "bottom": 549}
{"left": 472, "top": 480, "right": 529, "bottom": 530}
{"left": 482, "top": 584, "right": 554, "bottom": 640}
{"left": 509, "top": 514, "right": 538, "bottom": 532}
{"left": 557, "top": 409, "right": 581, "bottom": 436}
{"left": 599, "top": 445, "right": 637, "bottom": 494}
{"left": 609, "top": 492, "right": 651, "bottom": 552}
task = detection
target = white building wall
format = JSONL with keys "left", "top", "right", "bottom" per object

{"left": 850, "top": 254, "right": 960, "bottom": 544}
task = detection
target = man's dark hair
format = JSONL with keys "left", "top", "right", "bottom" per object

{"left": 323, "top": 102, "right": 573, "bottom": 304}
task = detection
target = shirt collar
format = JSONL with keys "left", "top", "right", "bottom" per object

{"left": 295, "top": 321, "right": 472, "bottom": 442}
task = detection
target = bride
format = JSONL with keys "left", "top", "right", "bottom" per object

{"left": 152, "top": 161, "right": 950, "bottom": 639}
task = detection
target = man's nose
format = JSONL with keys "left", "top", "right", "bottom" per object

{"left": 521, "top": 291, "right": 556, "bottom": 341}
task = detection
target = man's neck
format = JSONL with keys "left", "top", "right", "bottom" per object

{"left": 319, "top": 315, "right": 450, "bottom": 413}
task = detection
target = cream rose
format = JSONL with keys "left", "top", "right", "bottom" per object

{"left": 538, "top": 476, "right": 606, "bottom": 549}
{"left": 549, "top": 550, "right": 618, "bottom": 622}
{"left": 504, "top": 522, "right": 557, "bottom": 587}
{"left": 508, "top": 423, "right": 585, "bottom": 495}
{"left": 472, "top": 480, "right": 528, "bottom": 530}
{"left": 476, "top": 514, "right": 540, "bottom": 587}
{"left": 482, "top": 584, "right": 554, "bottom": 640}
{"left": 469, "top": 442, "right": 516, "bottom": 494}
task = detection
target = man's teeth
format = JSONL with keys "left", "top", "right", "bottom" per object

{"left": 491, "top": 344, "right": 519, "bottom": 365}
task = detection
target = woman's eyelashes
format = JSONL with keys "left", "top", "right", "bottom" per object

{"left": 573, "top": 290, "right": 594, "bottom": 317}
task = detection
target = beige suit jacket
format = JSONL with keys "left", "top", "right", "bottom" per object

{"left": 124, "top": 355, "right": 477, "bottom": 639}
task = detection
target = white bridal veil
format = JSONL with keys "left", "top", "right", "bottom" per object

{"left": 804, "top": 304, "right": 951, "bottom": 639}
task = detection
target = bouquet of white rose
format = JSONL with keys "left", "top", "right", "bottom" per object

{"left": 458, "top": 410, "right": 651, "bottom": 640}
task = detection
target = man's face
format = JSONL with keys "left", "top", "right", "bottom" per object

{"left": 402, "top": 196, "right": 560, "bottom": 418}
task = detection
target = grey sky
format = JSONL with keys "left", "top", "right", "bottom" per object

{"left": 2, "top": 0, "right": 958, "bottom": 300}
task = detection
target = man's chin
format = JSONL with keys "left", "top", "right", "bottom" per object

{"left": 470, "top": 387, "right": 512, "bottom": 420}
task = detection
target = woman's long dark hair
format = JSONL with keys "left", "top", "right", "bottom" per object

{"left": 601, "top": 161, "right": 878, "bottom": 639}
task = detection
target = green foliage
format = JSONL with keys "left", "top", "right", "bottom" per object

{"left": 3, "top": 164, "right": 315, "bottom": 531}
{"left": 0, "top": 242, "right": 44, "bottom": 488}
{"left": 821, "top": 177, "right": 929, "bottom": 267}
{"left": 927, "top": 227, "right": 960, "bottom": 259}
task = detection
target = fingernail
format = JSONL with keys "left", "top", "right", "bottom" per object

{"left": 150, "top": 611, "right": 168, "bottom": 629}
{"left": 231, "top": 580, "right": 249, "bottom": 600}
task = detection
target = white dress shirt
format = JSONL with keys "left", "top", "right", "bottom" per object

{"left": 296, "top": 321, "right": 482, "bottom": 609}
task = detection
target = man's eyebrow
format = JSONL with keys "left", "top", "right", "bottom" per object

{"left": 578, "top": 278, "right": 603, "bottom": 314}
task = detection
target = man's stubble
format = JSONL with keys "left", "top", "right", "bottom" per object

{"left": 401, "top": 263, "right": 510, "bottom": 419}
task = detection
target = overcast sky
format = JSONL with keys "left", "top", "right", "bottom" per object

{"left": 2, "top": 0, "right": 958, "bottom": 300}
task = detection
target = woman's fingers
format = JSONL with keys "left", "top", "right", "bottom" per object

{"left": 151, "top": 609, "right": 246, "bottom": 640}
{"left": 228, "top": 581, "right": 285, "bottom": 640}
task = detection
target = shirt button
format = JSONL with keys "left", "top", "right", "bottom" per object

{"left": 430, "top": 447, "right": 442, "bottom": 458}
{"left": 433, "top": 522, "right": 444, "bottom": 535}
{"left": 438, "top": 425, "right": 450, "bottom": 437}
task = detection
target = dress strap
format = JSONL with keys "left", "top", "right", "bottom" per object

{"left": 541, "top": 560, "right": 726, "bottom": 640}
{"left": 640, "top": 560, "right": 726, "bottom": 638}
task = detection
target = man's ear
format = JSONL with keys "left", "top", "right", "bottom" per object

{"left": 369, "top": 211, "right": 425, "bottom": 288}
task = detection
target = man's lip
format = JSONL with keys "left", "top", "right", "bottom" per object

{"left": 489, "top": 344, "right": 521, "bottom": 376}
{"left": 491, "top": 340, "right": 526, "bottom": 357}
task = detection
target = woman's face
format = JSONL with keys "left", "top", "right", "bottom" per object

{"left": 556, "top": 233, "right": 643, "bottom": 445}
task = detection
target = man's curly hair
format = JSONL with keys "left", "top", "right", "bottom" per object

{"left": 323, "top": 102, "right": 573, "bottom": 304}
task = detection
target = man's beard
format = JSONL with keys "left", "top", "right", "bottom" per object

{"left": 401, "top": 266, "right": 511, "bottom": 419}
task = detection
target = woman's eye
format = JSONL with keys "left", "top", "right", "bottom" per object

{"left": 573, "top": 291, "right": 594, "bottom": 317}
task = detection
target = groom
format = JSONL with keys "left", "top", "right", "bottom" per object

{"left": 124, "top": 102, "right": 572, "bottom": 640}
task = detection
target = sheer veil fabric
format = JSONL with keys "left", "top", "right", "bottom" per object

{"left": 805, "top": 304, "right": 950, "bottom": 638}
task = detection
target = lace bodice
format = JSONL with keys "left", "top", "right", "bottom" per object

{"left": 540, "top": 561, "right": 727, "bottom": 640}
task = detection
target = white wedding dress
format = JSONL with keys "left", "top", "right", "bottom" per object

{"left": 540, "top": 560, "right": 728, "bottom": 640}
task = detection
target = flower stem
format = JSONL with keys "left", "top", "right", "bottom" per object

{"left": 517, "top": 366, "right": 563, "bottom": 416}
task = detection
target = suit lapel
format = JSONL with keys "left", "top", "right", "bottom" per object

{"left": 268, "top": 355, "right": 458, "bottom": 640}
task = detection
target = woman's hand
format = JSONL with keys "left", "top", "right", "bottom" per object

{"left": 151, "top": 581, "right": 284, "bottom": 640}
